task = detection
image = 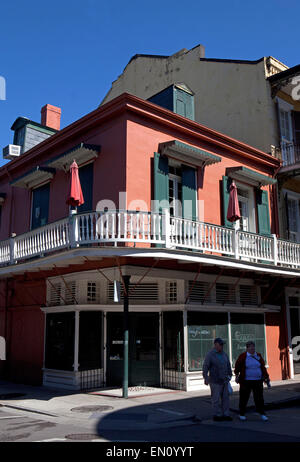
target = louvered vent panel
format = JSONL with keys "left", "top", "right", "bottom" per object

{"left": 87, "top": 281, "right": 100, "bottom": 304}
{"left": 216, "top": 283, "right": 236, "bottom": 304}
{"left": 107, "top": 283, "right": 158, "bottom": 302}
{"left": 65, "top": 281, "right": 77, "bottom": 305}
{"left": 166, "top": 281, "right": 177, "bottom": 304}
{"left": 49, "top": 283, "right": 62, "bottom": 306}
{"left": 188, "top": 281, "right": 211, "bottom": 303}
{"left": 239, "top": 285, "right": 258, "bottom": 306}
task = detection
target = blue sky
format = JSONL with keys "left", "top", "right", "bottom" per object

{"left": 0, "top": 0, "right": 299, "bottom": 167}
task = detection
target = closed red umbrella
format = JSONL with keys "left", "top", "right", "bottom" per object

{"left": 66, "top": 160, "right": 84, "bottom": 207}
{"left": 227, "top": 181, "right": 240, "bottom": 223}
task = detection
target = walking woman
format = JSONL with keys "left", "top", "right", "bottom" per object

{"left": 234, "top": 341, "right": 270, "bottom": 421}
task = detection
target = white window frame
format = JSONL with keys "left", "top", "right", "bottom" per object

{"left": 235, "top": 181, "right": 256, "bottom": 233}
{"left": 283, "top": 189, "right": 300, "bottom": 243}
{"left": 277, "top": 97, "right": 295, "bottom": 165}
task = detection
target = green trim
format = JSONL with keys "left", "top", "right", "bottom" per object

{"left": 222, "top": 176, "right": 233, "bottom": 228}
{"left": 159, "top": 140, "right": 221, "bottom": 166}
{"left": 11, "top": 117, "right": 57, "bottom": 134}
{"left": 154, "top": 152, "right": 169, "bottom": 213}
{"left": 182, "top": 165, "right": 197, "bottom": 221}
{"left": 226, "top": 166, "right": 276, "bottom": 186}
{"left": 256, "top": 189, "right": 271, "bottom": 236}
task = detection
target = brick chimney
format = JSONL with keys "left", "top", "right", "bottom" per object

{"left": 41, "top": 104, "right": 61, "bottom": 131}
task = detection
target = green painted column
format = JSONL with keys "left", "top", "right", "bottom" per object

{"left": 122, "top": 275, "right": 131, "bottom": 398}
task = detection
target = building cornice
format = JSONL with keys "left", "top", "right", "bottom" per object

{"left": 0, "top": 93, "right": 279, "bottom": 181}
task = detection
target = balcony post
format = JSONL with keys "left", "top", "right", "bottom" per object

{"left": 163, "top": 208, "right": 171, "bottom": 248}
{"left": 69, "top": 210, "right": 79, "bottom": 248}
{"left": 272, "top": 234, "right": 278, "bottom": 266}
{"left": 232, "top": 222, "right": 239, "bottom": 260}
{"left": 9, "top": 234, "right": 16, "bottom": 265}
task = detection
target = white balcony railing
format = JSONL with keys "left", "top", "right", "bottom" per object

{"left": 1, "top": 210, "right": 300, "bottom": 269}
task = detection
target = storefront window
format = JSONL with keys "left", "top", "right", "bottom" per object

{"left": 45, "top": 312, "right": 75, "bottom": 371}
{"left": 163, "top": 312, "right": 183, "bottom": 371}
{"left": 187, "top": 312, "right": 228, "bottom": 371}
{"left": 230, "top": 313, "right": 266, "bottom": 364}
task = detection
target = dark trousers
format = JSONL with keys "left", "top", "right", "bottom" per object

{"left": 239, "top": 380, "right": 265, "bottom": 415}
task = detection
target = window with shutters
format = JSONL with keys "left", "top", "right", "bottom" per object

{"left": 239, "top": 285, "right": 258, "bottom": 306}
{"left": 107, "top": 282, "right": 159, "bottom": 304}
{"left": 154, "top": 152, "right": 197, "bottom": 221}
{"left": 188, "top": 280, "right": 211, "bottom": 303}
{"left": 216, "top": 283, "right": 236, "bottom": 305}
{"left": 169, "top": 165, "right": 182, "bottom": 217}
{"left": 49, "top": 283, "right": 62, "bottom": 306}
{"left": 65, "top": 281, "right": 77, "bottom": 305}
{"left": 277, "top": 98, "right": 295, "bottom": 165}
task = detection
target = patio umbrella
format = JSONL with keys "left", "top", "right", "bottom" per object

{"left": 227, "top": 181, "right": 240, "bottom": 223}
{"left": 66, "top": 160, "right": 84, "bottom": 207}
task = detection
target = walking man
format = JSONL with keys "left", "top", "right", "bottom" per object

{"left": 203, "top": 338, "right": 233, "bottom": 421}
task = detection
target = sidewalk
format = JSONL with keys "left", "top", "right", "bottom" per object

{"left": 0, "top": 377, "right": 300, "bottom": 432}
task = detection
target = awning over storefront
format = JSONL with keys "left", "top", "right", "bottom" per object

{"left": 47, "top": 143, "right": 101, "bottom": 172}
{"left": 10, "top": 166, "right": 56, "bottom": 189}
{"left": 159, "top": 140, "right": 221, "bottom": 167}
{"left": 226, "top": 166, "right": 277, "bottom": 187}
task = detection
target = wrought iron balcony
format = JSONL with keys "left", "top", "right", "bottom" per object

{"left": 0, "top": 210, "right": 300, "bottom": 269}
{"left": 276, "top": 143, "right": 300, "bottom": 167}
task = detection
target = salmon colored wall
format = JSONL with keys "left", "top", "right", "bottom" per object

{"left": 265, "top": 312, "right": 290, "bottom": 381}
{"left": 0, "top": 116, "right": 127, "bottom": 240}
{"left": 3, "top": 279, "right": 46, "bottom": 385}
{"left": 125, "top": 115, "right": 276, "bottom": 232}
{"left": 9, "top": 307, "right": 45, "bottom": 384}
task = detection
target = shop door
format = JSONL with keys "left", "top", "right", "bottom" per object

{"left": 106, "top": 313, "right": 160, "bottom": 387}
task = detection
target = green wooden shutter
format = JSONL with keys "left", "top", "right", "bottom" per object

{"left": 256, "top": 189, "right": 271, "bottom": 235}
{"left": 78, "top": 162, "right": 94, "bottom": 213}
{"left": 182, "top": 165, "right": 197, "bottom": 221}
{"left": 222, "top": 176, "right": 233, "bottom": 228}
{"left": 154, "top": 152, "right": 169, "bottom": 212}
{"left": 31, "top": 183, "right": 50, "bottom": 230}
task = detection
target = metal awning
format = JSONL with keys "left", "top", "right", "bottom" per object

{"left": 226, "top": 166, "right": 277, "bottom": 187}
{"left": 47, "top": 143, "right": 101, "bottom": 172}
{"left": 159, "top": 140, "right": 221, "bottom": 167}
{"left": 11, "top": 166, "right": 56, "bottom": 189}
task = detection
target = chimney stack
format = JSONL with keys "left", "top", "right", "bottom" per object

{"left": 41, "top": 104, "right": 61, "bottom": 131}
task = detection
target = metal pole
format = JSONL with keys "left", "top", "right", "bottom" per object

{"left": 123, "top": 275, "right": 131, "bottom": 398}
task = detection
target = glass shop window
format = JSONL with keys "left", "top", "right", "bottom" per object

{"left": 163, "top": 312, "right": 184, "bottom": 371}
{"left": 230, "top": 313, "right": 266, "bottom": 365}
{"left": 187, "top": 312, "right": 228, "bottom": 371}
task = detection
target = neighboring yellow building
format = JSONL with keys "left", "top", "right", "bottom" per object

{"left": 101, "top": 45, "right": 288, "bottom": 155}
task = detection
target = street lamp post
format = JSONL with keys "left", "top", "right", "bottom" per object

{"left": 122, "top": 275, "right": 131, "bottom": 398}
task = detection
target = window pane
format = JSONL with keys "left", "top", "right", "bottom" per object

{"left": 187, "top": 312, "right": 228, "bottom": 371}
{"left": 45, "top": 312, "right": 75, "bottom": 371}
{"left": 230, "top": 313, "right": 265, "bottom": 364}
